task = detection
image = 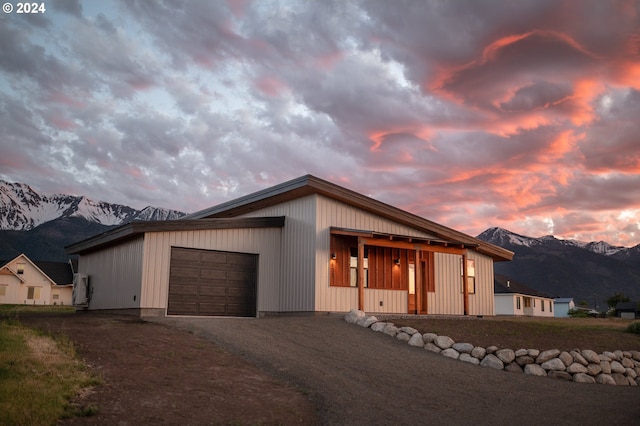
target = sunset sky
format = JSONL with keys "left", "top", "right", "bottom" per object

{"left": 1, "top": 0, "right": 639, "bottom": 246}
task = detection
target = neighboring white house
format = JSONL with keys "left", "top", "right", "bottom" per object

{"left": 553, "top": 297, "right": 576, "bottom": 317}
{"left": 494, "top": 275, "right": 554, "bottom": 317}
{"left": 0, "top": 254, "right": 73, "bottom": 306}
{"left": 66, "top": 175, "right": 513, "bottom": 318}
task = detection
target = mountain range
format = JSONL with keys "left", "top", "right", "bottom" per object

{"left": 1, "top": 180, "right": 639, "bottom": 307}
{"left": 0, "top": 180, "right": 186, "bottom": 262}
{"left": 477, "top": 227, "right": 640, "bottom": 308}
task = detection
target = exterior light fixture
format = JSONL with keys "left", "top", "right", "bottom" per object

{"left": 394, "top": 258, "right": 400, "bottom": 265}
{"left": 331, "top": 252, "right": 337, "bottom": 260}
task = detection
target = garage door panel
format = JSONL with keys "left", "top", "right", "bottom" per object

{"left": 168, "top": 284, "right": 199, "bottom": 296}
{"left": 168, "top": 247, "right": 257, "bottom": 317}
{"left": 199, "top": 268, "right": 227, "bottom": 280}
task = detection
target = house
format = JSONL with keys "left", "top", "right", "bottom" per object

{"left": 0, "top": 254, "right": 74, "bottom": 306}
{"left": 65, "top": 175, "right": 513, "bottom": 318}
{"left": 615, "top": 302, "right": 639, "bottom": 319}
{"left": 494, "top": 275, "right": 554, "bottom": 317}
{"left": 553, "top": 297, "right": 575, "bottom": 318}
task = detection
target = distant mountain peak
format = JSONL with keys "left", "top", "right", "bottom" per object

{"left": 0, "top": 180, "right": 186, "bottom": 231}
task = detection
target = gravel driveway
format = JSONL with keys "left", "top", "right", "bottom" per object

{"left": 154, "top": 314, "right": 640, "bottom": 426}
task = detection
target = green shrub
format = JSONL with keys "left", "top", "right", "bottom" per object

{"left": 625, "top": 321, "right": 640, "bottom": 335}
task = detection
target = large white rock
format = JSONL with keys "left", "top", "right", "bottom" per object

{"left": 399, "top": 326, "right": 419, "bottom": 335}
{"left": 596, "top": 374, "right": 616, "bottom": 385}
{"left": 396, "top": 332, "right": 411, "bottom": 342}
{"left": 361, "top": 316, "right": 379, "bottom": 328}
{"left": 515, "top": 356, "right": 534, "bottom": 366}
{"left": 452, "top": 342, "right": 474, "bottom": 354}
{"left": 625, "top": 368, "right": 637, "bottom": 379}
{"left": 573, "top": 373, "right": 596, "bottom": 384}
{"left": 612, "top": 373, "right": 629, "bottom": 385}
{"left": 570, "top": 350, "right": 588, "bottom": 366}
{"left": 408, "top": 333, "right": 425, "bottom": 348}
{"left": 559, "top": 351, "right": 573, "bottom": 367}
{"left": 536, "top": 349, "right": 561, "bottom": 364}
{"left": 471, "top": 347, "right": 486, "bottom": 360}
{"left": 610, "top": 361, "right": 626, "bottom": 374}
{"left": 621, "top": 357, "right": 635, "bottom": 368}
{"left": 631, "top": 351, "right": 640, "bottom": 362}
{"left": 601, "top": 361, "right": 611, "bottom": 374}
{"left": 422, "top": 333, "right": 437, "bottom": 343}
{"left": 434, "top": 335, "right": 455, "bottom": 349}
{"left": 581, "top": 349, "right": 600, "bottom": 364}
{"left": 524, "top": 364, "right": 547, "bottom": 376}
{"left": 515, "top": 349, "right": 528, "bottom": 357}
{"left": 486, "top": 346, "right": 498, "bottom": 354}
{"left": 383, "top": 324, "right": 399, "bottom": 337}
{"left": 504, "top": 363, "right": 523, "bottom": 373}
{"left": 441, "top": 348, "right": 460, "bottom": 360}
{"left": 370, "top": 322, "right": 387, "bottom": 332}
{"left": 587, "top": 364, "right": 602, "bottom": 376}
{"left": 424, "top": 342, "right": 441, "bottom": 353}
{"left": 480, "top": 354, "right": 504, "bottom": 370}
{"left": 496, "top": 349, "right": 515, "bottom": 364}
{"left": 345, "top": 309, "right": 365, "bottom": 324}
{"left": 567, "top": 363, "right": 588, "bottom": 374}
{"left": 527, "top": 349, "right": 540, "bottom": 358}
{"left": 541, "top": 358, "right": 566, "bottom": 371}
{"left": 460, "top": 353, "right": 480, "bottom": 365}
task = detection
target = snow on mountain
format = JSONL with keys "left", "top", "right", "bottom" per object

{"left": 477, "top": 227, "right": 630, "bottom": 257}
{"left": 0, "top": 180, "right": 186, "bottom": 230}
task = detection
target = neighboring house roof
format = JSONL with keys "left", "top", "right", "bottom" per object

{"left": 615, "top": 302, "right": 638, "bottom": 311}
{"left": 186, "top": 175, "right": 514, "bottom": 262}
{"left": 0, "top": 254, "right": 73, "bottom": 286}
{"left": 554, "top": 298, "right": 574, "bottom": 303}
{"left": 494, "top": 274, "right": 553, "bottom": 298}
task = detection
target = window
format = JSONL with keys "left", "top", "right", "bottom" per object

{"left": 349, "top": 248, "right": 368, "bottom": 288}
{"left": 461, "top": 258, "right": 475, "bottom": 294}
{"left": 541, "top": 300, "right": 545, "bottom": 311}
{"left": 0, "top": 286, "right": 6, "bottom": 296}
{"left": 524, "top": 297, "right": 531, "bottom": 308}
{"left": 549, "top": 301, "right": 553, "bottom": 312}
{"left": 17, "top": 263, "right": 25, "bottom": 274}
{"left": 516, "top": 296, "right": 521, "bottom": 310}
{"left": 52, "top": 291, "right": 59, "bottom": 300}
{"left": 27, "top": 287, "right": 41, "bottom": 300}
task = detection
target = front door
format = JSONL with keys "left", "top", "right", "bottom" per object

{"left": 408, "top": 263, "right": 416, "bottom": 314}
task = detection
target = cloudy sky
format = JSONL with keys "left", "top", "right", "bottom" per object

{"left": 1, "top": 0, "right": 639, "bottom": 246}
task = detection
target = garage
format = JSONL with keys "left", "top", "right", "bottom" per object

{"left": 167, "top": 247, "right": 258, "bottom": 317}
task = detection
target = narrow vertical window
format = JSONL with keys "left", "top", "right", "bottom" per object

{"left": 17, "top": 263, "right": 25, "bottom": 274}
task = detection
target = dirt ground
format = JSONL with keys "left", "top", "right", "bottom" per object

{"left": 18, "top": 313, "right": 640, "bottom": 426}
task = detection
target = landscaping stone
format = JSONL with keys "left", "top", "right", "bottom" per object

{"left": 496, "top": 349, "right": 515, "bottom": 364}
{"left": 625, "top": 368, "right": 637, "bottom": 379}
{"left": 621, "top": 357, "right": 635, "bottom": 369}
{"left": 345, "top": 309, "right": 365, "bottom": 324}
{"left": 480, "top": 354, "right": 504, "bottom": 370}
{"left": 632, "top": 351, "right": 640, "bottom": 362}
{"left": 612, "top": 373, "right": 629, "bottom": 386}
{"left": 570, "top": 350, "right": 588, "bottom": 366}
{"left": 434, "top": 335, "right": 454, "bottom": 350}
{"left": 515, "top": 355, "right": 534, "bottom": 366}
{"left": 422, "top": 333, "right": 437, "bottom": 343}
{"left": 383, "top": 324, "right": 399, "bottom": 337}
{"left": 370, "top": 321, "right": 387, "bottom": 332}
{"left": 399, "top": 326, "right": 419, "bottom": 335}
{"left": 515, "top": 349, "right": 528, "bottom": 357}
{"left": 459, "top": 353, "right": 480, "bottom": 365}
{"left": 471, "top": 346, "right": 486, "bottom": 360}
{"left": 527, "top": 349, "right": 540, "bottom": 358}
{"left": 610, "top": 361, "right": 626, "bottom": 374}
{"left": 424, "top": 343, "right": 441, "bottom": 353}
{"left": 596, "top": 374, "right": 616, "bottom": 385}
{"left": 452, "top": 342, "right": 474, "bottom": 354}
{"left": 548, "top": 371, "right": 572, "bottom": 381}
{"left": 573, "top": 373, "right": 595, "bottom": 384}
{"left": 541, "top": 358, "right": 566, "bottom": 371}
{"left": 581, "top": 349, "right": 600, "bottom": 364}
{"left": 486, "top": 345, "right": 498, "bottom": 354}
{"left": 362, "top": 316, "right": 379, "bottom": 328}
{"left": 587, "top": 364, "right": 602, "bottom": 376}
{"left": 601, "top": 361, "right": 611, "bottom": 374}
{"left": 566, "top": 363, "right": 588, "bottom": 374}
{"left": 441, "top": 348, "right": 460, "bottom": 360}
{"left": 504, "top": 363, "right": 523, "bottom": 373}
{"left": 536, "top": 349, "right": 561, "bottom": 364}
{"left": 408, "top": 333, "right": 425, "bottom": 348}
{"left": 396, "top": 332, "right": 411, "bottom": 342}
{"left": 559, "top": 351, "right": 573, "bottom": 367}
{"left": 524, "top": 364, "right": 546, "bottom": 377}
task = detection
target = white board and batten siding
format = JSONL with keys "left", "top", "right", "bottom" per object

{"left": 77, "top": 236, "right": 145, "bottom": 310}
{"left": 140, "top": 227, "right": 282, "bottom": 314}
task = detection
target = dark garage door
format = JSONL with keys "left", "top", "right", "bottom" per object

{"left": 167, "top": 247, "right": 257, "bottom": 317}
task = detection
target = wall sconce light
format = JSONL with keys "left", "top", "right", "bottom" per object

{"left": 331, "top": 252, "right": 337, "bottom": 260}
{"left": 393, "top": 258, "right": 400, "bottom": 265}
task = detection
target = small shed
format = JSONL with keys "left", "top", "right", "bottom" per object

{"left": 615, "top": 302, "right": 639, "bottom": 319}
{"left": 553, "top": 298, "right": 575, "bottom": 318}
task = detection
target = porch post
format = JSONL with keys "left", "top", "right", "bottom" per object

{"left": 357, "top": 238, "right": 365, "bottom": 311}
{"left": 414, "top": 249, "right": 422, "bottom": 315}
{"left": 462, "top": 251, "right": 469, "bottom": 316}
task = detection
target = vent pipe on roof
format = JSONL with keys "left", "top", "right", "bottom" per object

{"left": 507, "top": 280, "right": 510, "bottom": 288}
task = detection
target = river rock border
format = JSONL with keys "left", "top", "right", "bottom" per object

{"left": 345, "top": 309, "right": 640, "bottom": 386}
